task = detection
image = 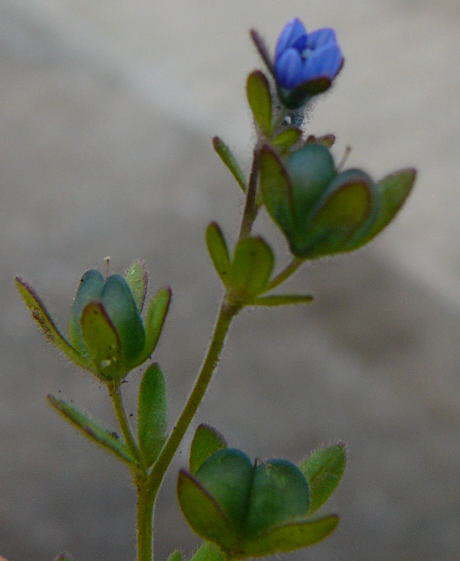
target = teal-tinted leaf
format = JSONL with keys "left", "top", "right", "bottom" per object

{"left": 228, "top": 237, "right": 274, "bottom": 300}
{"left": 246, "top": 71, "right": 273, "bottom": 136}
{"left": 47, "top": 395, "right": 134, "bottom": 465}
{"left": 250, "top": 294, "right": 313, "bottom": 307}
{"left": 260, "top": 145, "right": 295, "bottom": 235}
{"left": 134, "top": 287, "right": 171, "bottom": 367}
{"left": 300, "top": 444, "right": 346, "bottom": 514}
{"left": 212, "top": 137, "right": 246, "bottom": 192}
{"left": 190, "top": 424, "right": 228, "bottom": 475}
{"left": 272, "top": 128, "right": 302, "bottom": 154}
{"left": 166, "top": 551, "right": 182, "bottom": 561}
{"left": 242, "top": 515, "right": 339, "bottom": 557}
{"left": 81, "top": 302, "right": 123, "bottom": 379}
{"left": 206, "top": 223, "right": 231, "bottom": 286}
{"left": 245, "top": 459, "right": 310, "bottom": 538}
{"left": 196, "top": 449, "right": 253, "bottom": 528}
{"left": 101, "top": 275, "right": 145, "bottom": 364}
{"left": 138, "top": 364, "right": 167, "bottom": 466}
{"left": 15, "top": 277, "right": 90, "bottom": 370}
{"left": 292, "top": 171, "right": 372, "bottom": 258}
{"left": 124, "top": 260, "right": 148, "bottom": 311}
{"left": 177, "top": 469, "right": 239, "bottom": 551}
{"left": 189, "top": 542, "right": 227, "bottom": 561}
{"left": 68, "top": 269, "right": 105, "bottom": 354}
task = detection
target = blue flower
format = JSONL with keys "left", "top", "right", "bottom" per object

{"left": 275, "top": 18, "right": 343, "bottom": 90}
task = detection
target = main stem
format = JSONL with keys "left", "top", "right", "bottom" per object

{"left": 132, "top": 148, "right": 261, "bottom": 561}
{"left": 148, "top": 299, "right": 240, "bottom": 490}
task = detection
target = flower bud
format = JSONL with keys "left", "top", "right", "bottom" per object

{"left": 177, "top": 447, "right": 338, "bottom": 558}
{"left": 16, "top": 260, "right": 171, "bottom": 382}
{"left": 274, "top": 18, "right": 344, "bottom": 109}
{"left": 260, "top": 144, "right": 416, "bottom": 259}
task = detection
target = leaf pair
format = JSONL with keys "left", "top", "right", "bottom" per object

{"left": 48, "top": 363, "right": 167, "bottom": 468}
{"left": 206, "top": 223, "right": 273, "bottom": 304}
{"left": 260, "top": 144, "right": 416, "bottom": 259}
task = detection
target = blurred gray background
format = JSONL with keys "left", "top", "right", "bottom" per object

{"left": 1, "top": 1, "right": 459, "bottom": 560}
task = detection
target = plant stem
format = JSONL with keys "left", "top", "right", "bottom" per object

{"left": 265, "top": 257, "right": 304, "bottom": 291}
{"left": 136, "top": 131, "right": 260, "bottom": 561}
{"left": 136, "top": 475, "right": 155, "bottom": 561}
{"left": 238, "top": 149, "right": 260, "bottom": 241}
{"left": 148, "top": 299, "right": 240, "bottom": 491}
{"left": 109, "top": 381, "right": 144, "bottom": 469}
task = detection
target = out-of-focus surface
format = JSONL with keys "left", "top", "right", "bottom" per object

{"left": 1, "top": 1, "right": 459, "bottom": 561}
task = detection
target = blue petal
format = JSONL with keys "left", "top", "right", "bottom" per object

{"left": 307, "top": 28, "right": 337, "bottom": 50}
{"left": 275, "top": 48, "right": 303, "bottom": 89}
{"left": 301, "top": 43, "right": 343, "bottom": 82}
{"left": 275, "top": 18, "right": 307, "bottom": 61}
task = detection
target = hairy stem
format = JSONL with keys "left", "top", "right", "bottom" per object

{"left": 108, "top": 381, "right": 144, "bottom": 469}
{"left": 136, "top": 476, "right": 155, "bottom": 561}
{"left": 238, "top": 149, "right": 260, "bottom": 240}
{"left": 148, "top": 299, "right": 240, "bottom": 491}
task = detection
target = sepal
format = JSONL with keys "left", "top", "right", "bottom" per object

{"left": 15, "top": 277, "right": 91, "bottom": 371}
{"left": 124, "top": 260, "right": 148, "bottom": 311}
{"left": 190, "top": 424, "right": 228, "bottom": 475}
{"left": 299, "top": 443, "right": 346, "bottom": 514}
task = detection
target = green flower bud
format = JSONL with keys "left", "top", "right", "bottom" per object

{"left": 177, "top": 447, "right": 338, "bottom": 558}
{"left": 260, "top": 143, "right": 416, "bottom": 260}
{"left": 16, "top": 260, "right": 171, "bottom": 382}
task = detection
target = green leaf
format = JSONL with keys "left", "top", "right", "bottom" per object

{"left": 134, "top": 287, "right": 171, "bottom": 367}
{"left": 177, "top": 469, "right": 239, "bottom": 552}
{"left": 292, "top": 171, "right": 372, "bottom": 258}
{"left": 228, "top": 237, "right": 274, "bottom": 300}
{"left": 259, "top": 145, "right": 295, "bottom": 236}
{"left": 47, "top": 395, "right": 134, "bottom": 465}
{"left": 124, "top": 260, "right": 148, "bottom": 311}
{"left": 246, "top": 71, "right": 272, "bottom": 136}
{"left": 212, "top": 137, "right": 246, "bottom": 192}
{"left": 196, "top": 449, "right": 254, "bottom": 529}
{"left": 15, "top": 277, "right": 90, "bottom": 370}
{"left": 206, "top": 223, "right": 231, "bottom": 286}
{"left": 190, "top": 424, "right": 228, "bottom": 475}
{"left": 189, "top": 542, "right": 227, "bottom": 561}
{"left": 68, "top": 269, "right": 105, "bottom": 354}
{"left": 272, "top": 128, "right": 302, "bottom": 154}
{"left": 250, "top": 294, "right": 313, "bottom": 307}
{"left": 242, "top": 515, "right": 339, "bottom": 557}
{"left": 166, "top": 551, "right": 182, "bottom": 561}
{"left": 81, "top": 302, "right": 123, "bottom": 379}
{"left": 138, "top": 363, "right": 167, "bottom": 466}
{"left": 101, "top": 275, "right": 146, "bottom": 364}
{"left": 300, "top": 443, "right": 346, "bottom": 514}
{"left": 244, "top": 459, "right": 310, "bottom": 538}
